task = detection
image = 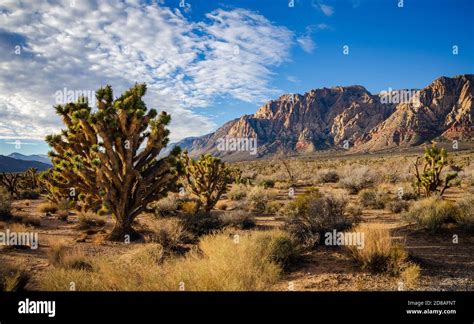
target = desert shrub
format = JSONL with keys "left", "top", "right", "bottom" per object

{"left": 180, "top": 211, "right": 223, "bottom": 236}
{"left": 0, "top": 187, "right": 12, "bottom": 219}
{"left": 146, "top": 218, "right": 191, "bottom": 249}
{"left": 215, "top": 201, "right": 228, "bottom": 211}
{"left": 387, "top": 200, "right": 410, "bottom": 213}
{"left": 346, "top": 203, "right": 363, "bottom": 220}
{"left": 227, "top": 183, "right": 248, "bottom": 201}
{"left": 39, "top": 230, "right": 298, "bottom": 291}
{"left": 455, "top": 197, "right": 474, "bottom": 232}
{"left": 400, "top": 264, "right": 421, "bottom": 289}
{"left": 403, "top": 197, "right": 458, "bottom": 233}
{"left": 77, "top": 212, "right": 106, "bottom": 230}
{"left": 19, "top": 190, "right": 41, "bottom": 200}
{"left": 219, "top": 210, "right": 255, "bottom": 229}
{"left": 121, "top": 243, "right": 165, "bottom": 265}
{"left": 152, "top": 193, "right": 180, "bottom": 218}
{"left": 13, "top": 215, "right": 41, "bottom": 227}
{"left": 48, "top": 242, "right": 92, "bottom": 271}
{"left": 339, "top": 166, "right": 377, "bottom": 194}
{"left": 266, "top": 201, "right": 284, "bottom": 214}
{"left": 274, "top": 181, "right": 289, "bottom": 189}
{"left": 281, "top": 191, "right": 351, "bottom": 248}
{"left": 349, "top": 224, "right": 407, "bottom": 275}
{"left": 256, "top": 176, "right": 275, "bottom": 188}
{"left": 180, "top": 200, "right": 199, "bottom": 214}
{"left": 57, "top": 210, "right": 69, "bottom": 221}
{"left": 37, "top": 202, "right": 58, "bottom": 214}
{"left": 317, "top": 169, "right": 339, "bottom": 183}
{"left": 0, "top": 268, "right": 29, "bottom": 292}
{"left": 246, "top": 186, "right": 278, "bottom": 213}
{"left": 358, "top": 189, "right": 387, "bottom": 209}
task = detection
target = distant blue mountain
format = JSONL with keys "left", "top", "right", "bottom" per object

{"left": 8, "top": 152, "right": 52, "bottom": 165}
{"left": 0, "top": 155, "right": 51, "bottom": 172}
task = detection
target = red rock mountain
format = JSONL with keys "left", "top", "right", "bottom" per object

{"left": 175, "top": 75, "right": 473, "bottom": 160}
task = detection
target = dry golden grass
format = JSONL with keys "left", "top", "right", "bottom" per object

{"left": 400, "top": 264, "right": 421, "bottom": 289}
{"left": 39, "top": 229, "right": 298, "bottom": 291}
{"left": 349, "top": 224, "right": 408, "bottom": 275}
{"left": 37, "top": 202, "right": 58, "bottom": 214}
{"left": 47, "top": 240, "right": 91, "bottom": 270}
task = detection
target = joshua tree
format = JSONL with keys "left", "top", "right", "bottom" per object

{"left": 0, "top": 173, "right": 22, "bottom": 197}
{"left": 413, "top": 145, "right": 458, "bottom": 197}
{"left": 180, "top": 152, "right": 234, "bottom": 212}
{"left": 22, "top": 168, "right": 39, "bottom": 190}
{"left": 44, "top": 84, "right": 180, "bottom": 240}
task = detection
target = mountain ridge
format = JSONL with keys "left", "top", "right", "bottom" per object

{"left": 173, "top": 74, "right": 473, "bottom": 161}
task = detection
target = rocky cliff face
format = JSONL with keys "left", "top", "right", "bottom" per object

{"left": 176, "top": 75, "right": 473, "bottom": 160}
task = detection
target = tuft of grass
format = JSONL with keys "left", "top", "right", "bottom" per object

{"left": 400, "top": 263, "right": 421, "bottom": 289}
{"left": 455, "top": 197, "right": 474, "bottom": 232}
{"left": 180, "top": 200, "right": 199, "bottom": 214}
{"left": 38, "top": 230, "right": 300, "bottom": 291}
{"left": 348, "top": 224, "right": 408, "bottom": 275}
{"left": 145, "top": 218, "right": 191, "bottom": 249}
{"left": 77, "top": 212, "right": 106, "bottom": 230}
{"left": 47, "top": 241, "right": 92, "bottom": 271}
{"left": 37, "top": 202, "right": 58, "bottom": 214}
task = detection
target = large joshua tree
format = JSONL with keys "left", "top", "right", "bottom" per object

{"left": 45, "top": 84, "right": 180, "bottom": 240}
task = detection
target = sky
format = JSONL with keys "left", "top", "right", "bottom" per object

{"left": 0, "top": 0, "right": 473, "bottom": 155}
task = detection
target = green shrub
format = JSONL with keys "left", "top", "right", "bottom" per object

{"left": 280, "top": 191, "right": 351, "bottom": 248}
{"left": 358, "top": 189, "right": 387, "bottom": 209}
{"left": 403, "top": 197, "right": 458, "bottom": 233}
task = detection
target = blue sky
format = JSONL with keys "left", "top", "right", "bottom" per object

{"left": 0, "top": 0, "right": 473, "bottom": 156}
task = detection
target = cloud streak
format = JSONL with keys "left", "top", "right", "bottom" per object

{"left": 0, "top": 0, "right": 294, "bottom": 142}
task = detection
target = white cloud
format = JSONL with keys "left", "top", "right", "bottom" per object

{"left": 320, "top": 4, "right": 334, "bottom": 16}
{"left": 311, "top": 1, "right": 334, "bottom": 17}
{"left": 0, "top": 1, "right": 293, "bottom": 142}
{"left": 297, "top": 35, "right": 316, "bottom": 53}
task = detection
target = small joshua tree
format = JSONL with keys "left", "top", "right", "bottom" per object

{"left": 44, "top": 83, "right": 180, "bottom": 240}
{"left": 413, "top": 145, "right": 458, "bottom": 197}
{"left": 180, "top": 152, "right": 234, "bottom": 212}
{"left": 0, "top": 173, "right": 22, "bottom": 197}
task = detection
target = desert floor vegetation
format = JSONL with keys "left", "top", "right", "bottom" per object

{"left": 1, "top": 149, "right": 473, "bottom": 291}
